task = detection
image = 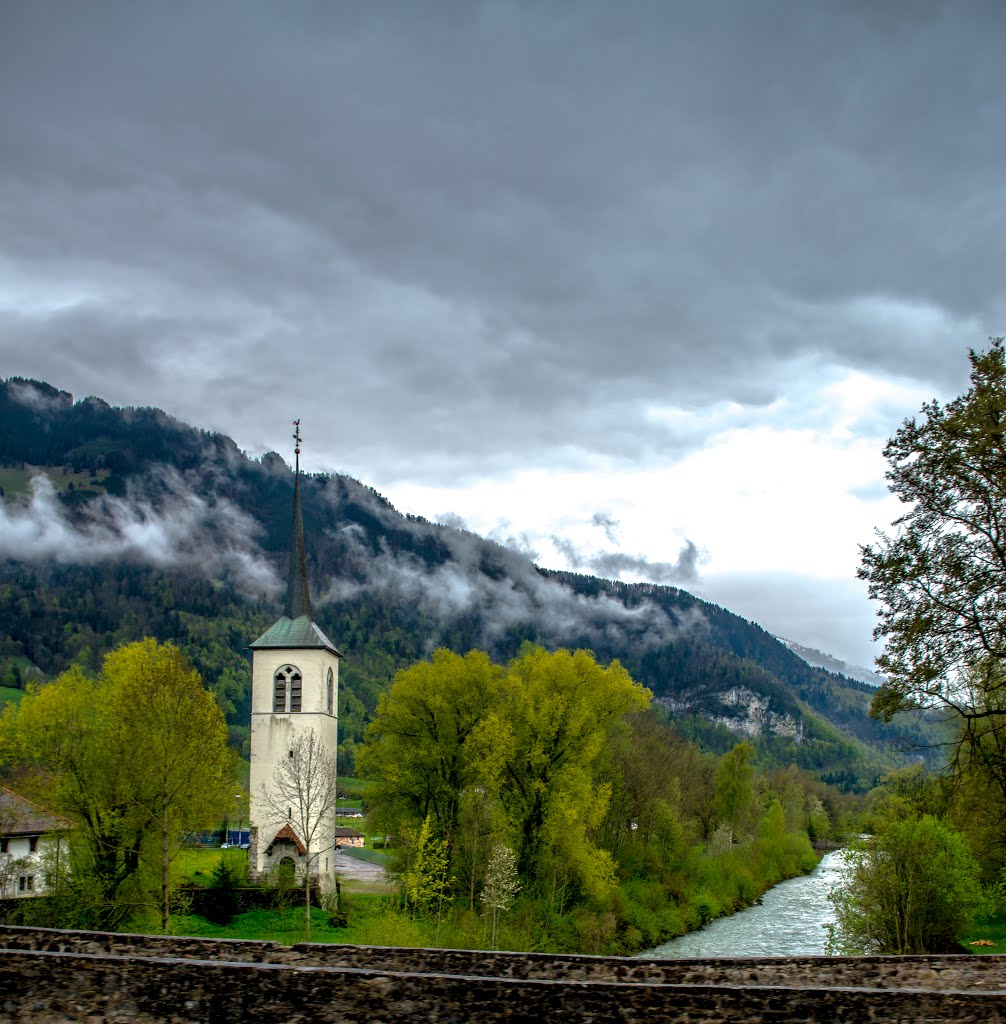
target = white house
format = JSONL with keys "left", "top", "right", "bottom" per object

{"left": 0, "top": 787, "right": 71, "bottom": 898}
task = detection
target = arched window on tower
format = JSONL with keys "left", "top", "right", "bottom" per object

{"left": 326, "top": 668, "right": 334, "bottom": 715}
{"left": 273, "top": 665, "right": 302, "bottom": 713}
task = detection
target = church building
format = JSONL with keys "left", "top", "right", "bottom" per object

{"left": 247, "top": 425, "right": 342, "bottom": 886}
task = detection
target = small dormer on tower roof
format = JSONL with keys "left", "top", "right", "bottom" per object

{"left": 251, "top": 421, "right": 342, "bottom": 657}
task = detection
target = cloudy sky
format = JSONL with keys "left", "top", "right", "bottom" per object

{"left": 1, "top": 2, "right": 1003, "bottom": 667}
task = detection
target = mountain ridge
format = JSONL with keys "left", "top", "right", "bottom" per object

{"left": 775, "top": 635, "right": 885, "bottom": 689}
{"left": 0, "top": 377, "right": 925, "bottom": 787}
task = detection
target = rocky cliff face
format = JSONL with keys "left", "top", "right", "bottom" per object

{"left": 656, "top": 687, "right": 804, "bottom": 741}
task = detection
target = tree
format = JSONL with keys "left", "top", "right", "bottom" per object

{"left": 102, "top": 639, "right": 233, "bottom": 933}
{"left": 455, "top": 782, "right": 509, "bottom": 912}
{"left": 711, "top": 741, "right": 755, "bottom": 842}
{"left": 828, "top": 815, "right": 983, "bottom": 954}
{"left": 482, "top": 843, "right": 520, "bottom": 949}
{"left": 0, "top": 639, "right": 231, "bottom": 930}
{"left": 501, "top": 644, "right": 651, "bottom": 898}
{"left": 599, "top": 713, "right": 686, "bottom": 863}
{"left": 258, "top": 728, "right": 338, "bottom": 940}
{"left": 402, "top": 814, "right": 452, "bottom": 931}
{"left": 357, "top": 644, "right": 651, "bottom": 907}
{"left": 860, "top": 339, "right": 1006, "bottom": 790}
{"left": 203, "top": 859, "right": 242, "bottom": 925}
{"left": 357, "top": 649, "right": 508, "bottom": 850}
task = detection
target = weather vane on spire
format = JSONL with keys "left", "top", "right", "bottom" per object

{"left": 293, "top": 419, "right": 302, "bottom": 473}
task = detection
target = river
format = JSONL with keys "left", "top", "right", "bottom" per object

{"left": 642, "top": 849, "right": 851, "bottom": 958}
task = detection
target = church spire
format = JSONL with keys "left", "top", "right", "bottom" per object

{"left": 284, "top": 419, "right": 312, "bottom": 621}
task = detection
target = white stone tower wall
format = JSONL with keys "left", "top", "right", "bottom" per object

{"left": 248, "top": 647, "right": 339, "bottom": 884}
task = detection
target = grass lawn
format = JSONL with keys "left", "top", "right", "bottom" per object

{"left": 169, "top": 894, "right": 404, "bottom": 945}
{"left": 174, "top": 846, "right": 249, "bottom": 885}
{"left": 173, "top": 844, "right": 391, "bottom": 890}
{"left": 961, "top": 915, "right": 1006, "bottom": 954}
{"left": 338, "top": 777, "right": 374, "bottom": 797}
{"left": 0, "top": 466, "right": 36, "bottom": 497}
{"left": 0, "top": 685, "right": 24, "bottom": 710}
{"left": 0, "top": 464, "right": 109, "bottom": 497}
{"left": 171, "top": 905, "right": 333, "bottom": 943}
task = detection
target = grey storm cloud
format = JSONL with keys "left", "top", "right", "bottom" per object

{"left": 591, "top": 544, "right": 701, "bottom": 586}
{"left": 552, "top": 535, "right": 701, "bottom": 586}
{"left": 591, "top": 513, "right": 620, "bottom": 545}
{"left": 0, "top": 2, "right": 1003, "bottom": 483}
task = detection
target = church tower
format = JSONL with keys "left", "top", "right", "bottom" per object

{"left": 248, "top": 422, "right": 341, "bottom": 886}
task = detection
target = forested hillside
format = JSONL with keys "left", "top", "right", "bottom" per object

{"left": 0, "top": 377, "right": 931, "bottom": 787}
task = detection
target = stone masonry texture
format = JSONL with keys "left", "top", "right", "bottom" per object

{"left": 2, "top": 925, "right": 1006, "bottom": 1022}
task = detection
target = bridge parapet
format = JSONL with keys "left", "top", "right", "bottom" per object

{"left": 2, "top": 925, "right": 1005, "bottom": 1023}
{"left": 3, "top": 924, "right": 1004, "bottom": 991}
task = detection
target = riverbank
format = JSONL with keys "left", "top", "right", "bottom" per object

{"left": 160, "top": 830, "right": 824, "bottom": 955}
{"left": 643, "top": 849, "right": 849, "bottom": 958}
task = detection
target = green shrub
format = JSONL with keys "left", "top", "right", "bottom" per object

{"left": 829, "top": 815, "right": 983, "bottom": 954}
{"left": 690, "top": 887, "right": 720, "bottom": 925}
{"left": 353, "top": 905, "right": 427, "bottom": 947}
{"left": 732, "top": 867, "right": 759, "bottom": 906}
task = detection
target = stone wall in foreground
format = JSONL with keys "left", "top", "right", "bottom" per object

{"left": 3, "top": 924, "right": 1006, "bottom": 990}
{"left": 4, "top": 948, "right": 1006, "bottom": 1024}
{"left": 2, "top": 925, "right": 1005, "bottom": 1024}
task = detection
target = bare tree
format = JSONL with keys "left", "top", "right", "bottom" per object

{"left": 259, "top": 729, "right": 338, "bottom": 939}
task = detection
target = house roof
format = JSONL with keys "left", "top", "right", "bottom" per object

{"left": 0, "top": 788, "right": 72, "bottom": 836}
{"left": 334, "top": 827, "right": 365, "bottom": 838}
{"left": 266, "top": 823, "right": 307, "bottom": 856}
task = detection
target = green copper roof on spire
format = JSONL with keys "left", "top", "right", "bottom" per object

{"left": 250, "top": 614, "right": 341, "bottom": 654}
{"left": 251, "top": 420, "right": 342, "bottom": 657}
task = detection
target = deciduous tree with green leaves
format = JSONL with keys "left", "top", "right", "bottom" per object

{"left": 711, "top": 741, "right": 755, "bottom": 842}
{"left": 402, "top": 813, "right": 452, "bottom": 929}
{"left": 357, "top": 649, "right": 509, "bottom": 848}
{"left": 0, "top": 638, "right": 232, "bottom": 931}
{"left": 828, "top": 814, "right": 983, "bottom": 954}
{"left": 861, "top": 339, "right": 1006, "bottom": 797}
{"left": 359, "top": 644, "right": 651, "bottom": 909}
{"left": 501, "top": 645, "right": 651, "bottom": 899}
